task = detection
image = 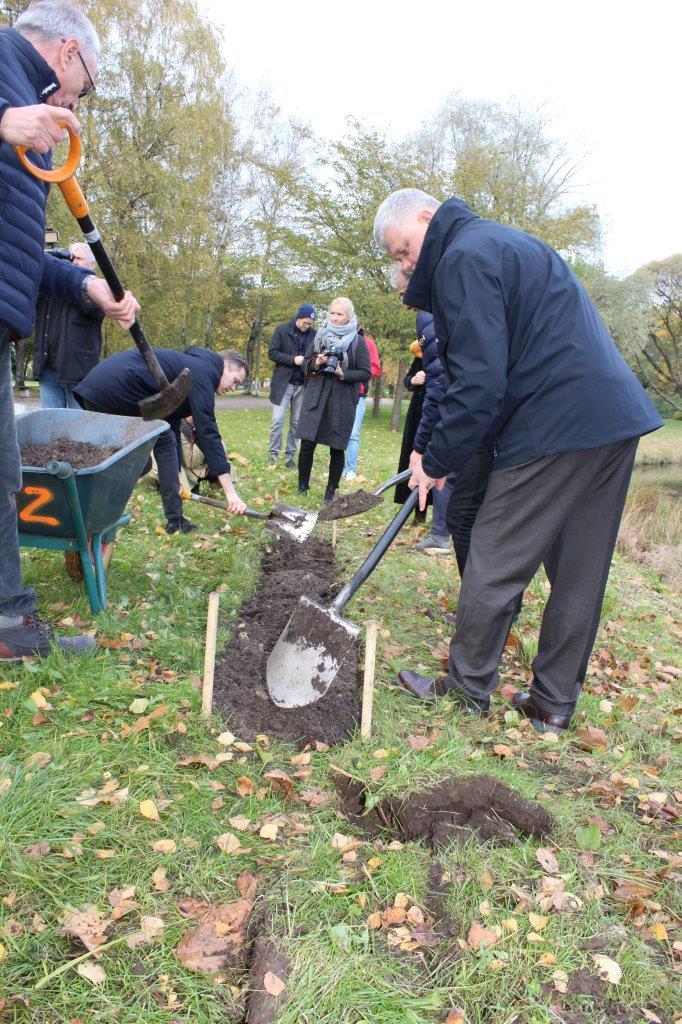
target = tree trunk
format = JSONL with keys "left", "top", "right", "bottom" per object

{"left": 390, "top": 358, "right": 407, "bottom": 431}
{"left": 372, "top": 372, "right": 382, "bottom": 418}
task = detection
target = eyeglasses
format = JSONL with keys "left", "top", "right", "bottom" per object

{"left": 62, "top": 39, "right": 96, "bottom": 98}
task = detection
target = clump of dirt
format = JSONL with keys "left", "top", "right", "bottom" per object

{"left": 336, "top": 773, "right": 555, "bottom": 847}
{"left": 213, "top": 535, "right": 360, "bottom": 745}
{"left": 317, "top": 489, "right": 383, "bottom": 521}
{"left": 21, "top": 438, "right": 119, "bottom": 470}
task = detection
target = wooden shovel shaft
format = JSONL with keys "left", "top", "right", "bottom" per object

{"left": 185, "top": 491, "right": 269, "bottom": 520}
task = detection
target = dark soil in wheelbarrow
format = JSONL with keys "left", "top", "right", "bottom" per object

{"left": 213, "top": 534, "right": 360, "bottom": 745}
{"left": 317, "top": 489, "right": 384, "bottom": 521}
{"left": 336, "top": 773, "right": 555, "bottom": 846}
{"left": 21, "top": 438, "right": 119, "bottom": 470}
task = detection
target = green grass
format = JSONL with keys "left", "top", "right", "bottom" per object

{"left": 636, "top": 418, "right": 682, "bottom": 465}
{"left": 0, "top": 407, "right": 680, "bottom": 1023}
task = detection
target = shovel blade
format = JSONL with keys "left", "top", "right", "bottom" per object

{"left": 138, "top": 367, "right": 192, "bottom": 421}
{"left": 267, "top": 504, "right": 318, "bottom": 544}
{"left": 266, "top": 595, "right": 360, "bottom": 708}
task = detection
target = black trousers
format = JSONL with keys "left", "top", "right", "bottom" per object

{"left": 446, "top": 438, "right": 639, "bottom": 717}
{"left": 81, "top": 400, "right": 182, "bottom": 522}
{"left": 298, "top": 440, "right": 345, "bottom": 496}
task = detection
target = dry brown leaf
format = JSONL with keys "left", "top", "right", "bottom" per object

{"left": 263, "top": 770, "right": 294, "bottom": 798}
{"left": 23, "top": 841, "right": 50, "bottom": 858}
{"left": 228, "top": 815, "right": 252, "bottom": 831}
{"left": 299, "top": 787, "right": 332, "bottom": 807}
{"left": 445, "top": 1011, "right": 466, "bottom": 1024}
{"left": 29, "top": 689, "right": 52, "bottom": 711}
{"left": 259, "top": 822, "right": 279, "bottom": 841}
{"left": 407, "top": 735, "right": 431, "bottom": 751}
{"left": 528, "top": 912, "right": 548, "bottom": 932}
{"left": 107, "top": 886, "right": 136, "bottom": 920}
{"left": 126, "top": 915, "right": 165, "bottom": 950}
{"left": 139, "top": 799, "right": 160, "bottom": 822}
{"left": 152, "top": 839, "right": 177, "bottom": 854}
{"left": 214, "top": 833, "right": 241, "bottom": 854}
{"left": 216, "top": 731, "right": 235, "bottom": 746}
{"left": 178, "top": 754, "right": 222, "bottom": 770}
{"left": 263, "top": 971, "right": 286, "bottom": 997}
{"left": 574, "top": 725, "right": 608, "bottom": 752}
{"left": 369, "top": 765, "right": 388, "bottom": 783}
{"left": 466, "top": 920, "right": 500, "bottom": 950}
{"left": 120, "top": 704, "right": 167, "bottom": 736}
{"left": 61, "top": 906, "right": 111, "bottom": 953}
{"left": 174, "top": 872, "right": 258, "bottom": 974}
{"left": 536, "top": 847, "right": 560, "bottom": 874}
{"left": 235, "top": 776, "right": 257, "bottom": 796}
{"left": 76, "top": 961, "right": 106, "bottom": 985}
{"left": 152, "top": 867, "right": 170, "bottom": 892}
{"left": 593, "top": 953, "right": 622, "bottom": 984}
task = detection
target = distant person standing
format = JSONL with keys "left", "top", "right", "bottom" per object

{"left": 33, "top": 242, "right": 104, "bottom": 408}
{"left": 267, "top": 304, "right": 317, "bottom": 467}
{"left": 343, "top": 326, "right": 381, "bottom": 481}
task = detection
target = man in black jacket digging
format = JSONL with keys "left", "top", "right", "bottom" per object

{"left": 75, "top": 347, "right": 249, "bottom": 533}
{"left": 267, "top": 304, "right": 316, "bottom": 467}
{"left": 374, "top": 188, "right": 662, "bottom": 733}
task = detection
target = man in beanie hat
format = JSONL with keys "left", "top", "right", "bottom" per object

{"left": 267, "top": 305, "right": 317, "bottom": 467}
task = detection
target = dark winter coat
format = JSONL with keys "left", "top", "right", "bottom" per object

{"left": 412, "top": 311, "right": 448, "bottom": 455}
{"left": 0, "top": 29, "right": 91, "bottom": 338}
{"left": 394, "top": 356, "right": 426, "bottom": 505}
{"left": 268, "top": 319, "right": 317, "bottom": 404}
{"left": 33, "top": 260, "right": 104, "bottom": 385}
{"left": 296, "top": 334, "right": 371, "bottom": 449}
{"left": 74, "top": 346, "right": 231, "bottom": 477}
{"left": 403, "top": 197, "right": 662, "bottom": 480}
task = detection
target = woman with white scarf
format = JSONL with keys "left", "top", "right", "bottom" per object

{"left": 296, "top": 297, "right": 371, "bottom": 503}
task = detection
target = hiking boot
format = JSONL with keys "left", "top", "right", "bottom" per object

{"left": 268, "top": 456, "right": 278, "bottom": 464}
{"left": 414, "top": 532, "right": 451, "bottom": 553}
{"left": 285, "top": 458, "right": 296, "bottom": 469}
{"left": 0, "top": 611, "right": 96, "bottom": 663}
{"left": 323, "top": 486, "right": 336, "bottom": 505}
{"left": 297, "top": 485, "right": 309, "bottom": 495}
{"left": 165, "top": 516, "right": 197, "bottom": 535}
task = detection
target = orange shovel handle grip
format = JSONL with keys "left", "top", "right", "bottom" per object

{"left": 15, "top": 122, "right": 82, "bottom": 184}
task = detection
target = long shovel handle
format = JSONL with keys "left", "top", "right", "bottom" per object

{"left": 373, "top": 468, "right": 412, "bottom": 496}
{"left": 331, "top": 488, "right": 420, "bottom": 614}
{"left": 184, "top": 490, "right": 269, "bottom": 521}
{"left": 16, "top": 125, "right": 171, "bottom": 395}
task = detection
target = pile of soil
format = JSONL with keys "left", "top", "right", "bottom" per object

{"left": 213, "top": 535, "right": 360, "bottom": 745}
{"left": 317, "top": 489, "right": 384, "bottom": 521}
{"left": 336, "top": 773, "right": 555, "bottom": 847}
{"left": 21, "top": 438, "right": 119, "bottom": 470}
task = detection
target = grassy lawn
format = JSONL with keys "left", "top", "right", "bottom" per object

{"left": 1, "top": 407, "right": 680, "bottom": 1023}
{"left": 636, "top": 419, "right": 682, "bottom": 465}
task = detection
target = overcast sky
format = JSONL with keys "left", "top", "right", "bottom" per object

{"left": 200, "top": 0, "right": 680, "bottom": 277}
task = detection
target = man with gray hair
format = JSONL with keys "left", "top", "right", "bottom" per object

{"left": 0, "top": 0, "right": 140, "bottom": 661}
{"left": 374, "top": 187, "right": 662, "bottom": 733}
{"left": 33, "top": 241, "right": 104, "bottom": 408}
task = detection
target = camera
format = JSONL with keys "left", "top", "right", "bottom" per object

{"left": 317, "top": 341, "right": 345, "bottom": 376}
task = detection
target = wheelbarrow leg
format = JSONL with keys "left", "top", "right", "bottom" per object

{"left": 52, "top": 463, "right": 102, "bottom": 615}
{"left": 91, "top": 533, "right": 108, "bottom": 612}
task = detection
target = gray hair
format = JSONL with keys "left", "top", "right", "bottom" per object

{"left": 373, "top": 188, "right": 441, "bottom": 251}
{"left": 330, "top": 296, "right": 355, "bottom": 319}
{"left": 15, "top": 1, "right": 101, "bottom": 58}
{"left": 69, "top": 241, "right": 95, "bottom": 266}
{"left": 219, "top": 350, "right": 250, "bottom": 375}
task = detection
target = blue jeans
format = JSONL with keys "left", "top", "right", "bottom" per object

{"left": 344, "top": 395, "right": 366, "bottom": 473}
{"left": 431, "top": 475, "right": 454, "bottom": 536}
{"left": 39, "top": 367, "right": 80, "bottom": 409}
{"left": 269, "top": 383, "right": 304, "bottom": 460}
{"left": 0, "top": 333, "right": 36, "bottom": 616}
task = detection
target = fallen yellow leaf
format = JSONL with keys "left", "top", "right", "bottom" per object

{"left": 215, "top": 832, "right": 241, "bottom": 854}
{"left": 139, "top": 799, "right": 160, "bottom": 822}
{"left": 259, "top": 822, "right": 279, "bottom": 841}
{"left": 152, "top": 839, "right": 177, "bottom": 854}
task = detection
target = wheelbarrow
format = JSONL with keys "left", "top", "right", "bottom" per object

{"left": 16, "top": 409, "right": 168, "bottom": 614}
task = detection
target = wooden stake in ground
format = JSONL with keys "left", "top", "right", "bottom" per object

{"left": 331, "top": 519, "right": 338, "bottom": 549}
{"left": 361, "top": 620, "right": 378, "bottom": 740}
{"left": 201, "top": 591, "right": 220, "bottom": 719}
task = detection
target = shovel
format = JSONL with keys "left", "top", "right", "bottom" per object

{"left": 267, "top": 488, "right": 420, "bottom": 707}
{"left": 15, "top": 126, "right": 190, "bottom": 420}
{"left": 181, "top": 488, "right": 317, "bottom": 544}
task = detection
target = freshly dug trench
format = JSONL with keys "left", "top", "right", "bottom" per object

{"left": 21, "top": 438, "right": 119, "bottom": 469}
{"left": 336, "top": 773, "right": 555, "bottom": 847}
{"left": 317, "top": 489, "right": 384, "bottom": 521}
{"left": 213, "top": 535, "right": 360, "bottom": 744}
{"left": 246, "top": 933, "right": 290, "bottom": 1024}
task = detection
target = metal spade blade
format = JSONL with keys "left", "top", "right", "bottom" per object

{"left": 266, "top": 488, "right": 420, "bottom": 708}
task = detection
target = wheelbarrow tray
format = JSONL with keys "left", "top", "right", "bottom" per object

{"left": 16, "top": 408, "right": 168, "bottom": 538}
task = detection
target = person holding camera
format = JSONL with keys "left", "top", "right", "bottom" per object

{"left": 296, "top": 297, "right": 371, "bottom": 503}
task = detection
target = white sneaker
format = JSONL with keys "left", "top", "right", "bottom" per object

{"left": 345, "top": 470, "right": 357, "bottom": 482}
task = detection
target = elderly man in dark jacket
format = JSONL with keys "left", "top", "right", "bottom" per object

{"left": 267, "top": 304, "right": 316, "bottom": 467}
{"left": 0, "top": 4, "right": 139, "bottom": 662}
{"left": 33, "top": 244, "right": 104, "bottom": 408}
{"left": 374, "top": 188, "right": 662, "bottom": 733}
{"left": 75, "top": 346, "right": 249, "bottom": 533}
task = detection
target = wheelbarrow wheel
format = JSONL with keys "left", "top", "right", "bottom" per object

{"left": 64, "top": 540, "right": 115, "bottom": 580}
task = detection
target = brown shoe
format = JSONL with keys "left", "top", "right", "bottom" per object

{"left": 397, "top": 669, "right": 489, "bottom": 715}
{"left": 511, "top": 691, "right": 571, "bottom": 733}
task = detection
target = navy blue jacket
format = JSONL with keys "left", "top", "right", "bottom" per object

{"left": 404, "top": 198, "right": 662, "bottom": 479}
{"left": 412, "top": 311, "right": 448, "bottom": 454}
{"left": 0, "top": 29, "right": 92, "bottom": 338}
{"left": 74, "top": 346, "right": 231, "bottom": 477}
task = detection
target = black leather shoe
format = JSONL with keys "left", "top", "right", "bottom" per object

{"left": 397, "top": 669, "right": 489, "bottom": 715}
{"left": 285, "top": 459, "right": 296, "bottom": 469}
{"left": 297, "top": 485, "right": 309, "bottom": 495}
{"left": 511, "top": 691, "right": 571, "bottom": 733}
{"left": 165, "top": 516, "right": 197, "bottom": 535}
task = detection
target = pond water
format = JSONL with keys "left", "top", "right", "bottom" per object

{"left": 630, "top": 464, "right": 682, "bottom": 499}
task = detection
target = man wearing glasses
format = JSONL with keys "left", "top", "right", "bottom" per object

{"left": 0, "top": 1, "right": 140, "bottom": 662}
